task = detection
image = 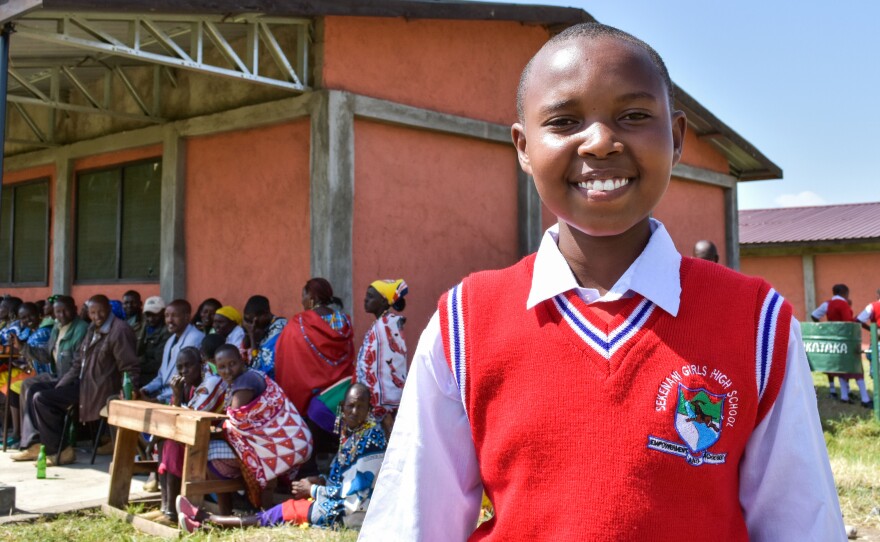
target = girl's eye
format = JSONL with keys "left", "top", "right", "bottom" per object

{"left": 621, "top": 112, "right": 650, "bottom": 121}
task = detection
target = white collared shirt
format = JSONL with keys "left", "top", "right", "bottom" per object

{"left": 359, "top": 220, "right": 845, "bottom": 542}
{"left": 856, "top": 302, "right": 878, "bottom": 325}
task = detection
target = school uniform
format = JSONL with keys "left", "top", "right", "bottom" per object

{"left": 856, "top": 300, "right": 880, "bottom": 325}
{"left": 360, "top": 219, "right": 845, "bottom": 541}
{"left": 812, "top": 295, "right": 853, "bottom": 322}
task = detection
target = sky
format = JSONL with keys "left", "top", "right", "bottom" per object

{"left": 505, "top": 0, "right": 879, "bottom": 209}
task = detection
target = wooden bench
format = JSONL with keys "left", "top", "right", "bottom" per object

{"left": 102, "top": 400, "right": 242, "bottom": 536}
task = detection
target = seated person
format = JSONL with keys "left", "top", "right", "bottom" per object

{"left": 204, "top": 345, "right": 312, "bottom": 514}
{"left": 200, "top": 333, "right": 225, "bottom": 374}
{"left": 27, "top": 295, "right": 139, "bottom": 465}
{"left": 212, "top": 306, "right": 245, "bottom": 346}
{"left": 139, "top": 300, "right": 203, "bottom": 404}
{"left": 156, "top": 347, "right": 226, "bottom": 524}
{"left": 241, "top": 296, "right": 287, "bottom": 378}
{"left": 137, "top": 296, "right": 171, "bottom": 385}
{"left": 191, "top": 298, "right": 222, "bottom": 334}
{"left": 177, "top": 383, "right": 386, "bottom": 532}
{"left": 1, "top": 302, "right": 51, "bottom": 447}
{"left": 12, "top": 295, "right": 88, "bottom": 459}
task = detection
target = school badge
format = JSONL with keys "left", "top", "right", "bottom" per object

{"left": 647, "top": 384, "right": 728, "bottom": 466}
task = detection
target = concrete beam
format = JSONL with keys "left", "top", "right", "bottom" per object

{"left": 517, "top": 167, "right": 542, "bottom": 256}
{"left": 310, "top": 90, "right": 354, "bottom": 310}
{"left": 176, "top": 93, "right": 314, "bottom": 138}
{"left": 724, "top": 186, "right": 739, "bottom": 270}
{"left": 350, "top": 93, "right": 510, "bottom": 143}
{"left": 803, "top": 254, "right": 816, "bottom": 315}
{"left": 672, "top": 163, "right": 736, "bottom": 189}
{"left": 159, "top": 126, "right": 186, "bottom": 301}
{"left": 51, "top": 150, "right": 73, "bottom": 294}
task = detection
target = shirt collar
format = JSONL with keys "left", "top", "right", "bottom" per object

{"left": 831, "top": 295, "right": 847, "bottom": 302}
{"left": 526, "top": 218, "right": 682, "bottom": 316}
{"left": 98, "top": 312, "right": 115, "bottom": 334}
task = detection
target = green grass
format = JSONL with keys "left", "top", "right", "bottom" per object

{"left": 814, "top": 363, "right": 880, "bottom": 529}
{"left": 0, "top": 509, "right": 359, "bottom": 541}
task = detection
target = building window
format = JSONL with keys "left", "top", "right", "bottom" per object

{"left": 0, "top": 179, "right": 50, "bottom": 285}
{"left": 75, "top": 159, "right": 162, "bottom": 282}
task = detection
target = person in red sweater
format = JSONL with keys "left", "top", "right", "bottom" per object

{"left": 856, "top": 288, "right": 880, "bottom": 333}
{"left": 811, "top": 284, "right": 872, "bottom": 408}
{"left": 360, "top": 22, "right": 845, "bottom": 541}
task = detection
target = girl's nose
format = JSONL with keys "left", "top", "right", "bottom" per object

{"left": 577, "top": 122, "right": 623, "bottom": 158}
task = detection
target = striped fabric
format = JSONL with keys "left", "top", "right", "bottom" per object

{"left": 445, "top": 283, "right": 468, "bottom": 411}
{"left": 551, "top": 295, "right": 656, "bottom": 360}
{"left": 756, "top": 288, "right": 783, "bottom": 401}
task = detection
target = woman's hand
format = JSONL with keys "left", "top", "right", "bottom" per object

{"left": 170, "top": 375, "right": 185, "bottom": 406}
{"left": 290, "top": 479, "right": 313, "bottom": 500}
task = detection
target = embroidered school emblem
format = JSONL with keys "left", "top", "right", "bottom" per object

{"left": 647, "top": 384, "right": 728, "bottom": 466}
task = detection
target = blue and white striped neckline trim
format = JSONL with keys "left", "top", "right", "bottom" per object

{"left": 552, "top": 294, "right": 656, "bottom": 360}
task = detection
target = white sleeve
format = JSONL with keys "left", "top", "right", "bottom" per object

{"left": 811, "top": 302, "right": 829, "bottom": 320}
{"left": 359, "top": 311, "right": 482, "bottom": 542}
{"left": 739, "top": 318, "right": 846, "bottom": 541}
{"left": 856, "top": 304, "right": 872, "bottom": 324}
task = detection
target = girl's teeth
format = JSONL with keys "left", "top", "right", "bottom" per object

{"left": 577, "top": 178, "right": 630, "bottom": 192}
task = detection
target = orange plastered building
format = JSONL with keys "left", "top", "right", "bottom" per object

{"left": 0, "top": 1, "right": 780, "bottom": 340}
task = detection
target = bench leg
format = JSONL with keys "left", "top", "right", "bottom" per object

{"left": 107, "top": 427, "right": 138, "bottom": 508}
{"left": 181, "top": 421, "right": 211, "bottom": 507}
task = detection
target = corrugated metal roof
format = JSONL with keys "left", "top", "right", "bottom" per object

{"left": 739, "top": 202, "right": 880, "bottom": 244}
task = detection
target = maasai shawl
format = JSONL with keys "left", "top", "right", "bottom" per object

{"left": 223, "top": 374, "right": 312, "bottom": 506}
{"left": 248, "top": 316, "right": 287, "bottom": 379}
{"left": 356, "top": 313, "right": 408, "bottom": 419}
{"left": 188, "top": 371, "right": 227, "bottom": 413}
{"left": 307, "top": 419, "right": 387, "bottom": 528}
{"left": 1, "top": 325, "right": 53, "bottom": 394}
{"left": 274, "top": 310, "right": 355, "bottom": 414}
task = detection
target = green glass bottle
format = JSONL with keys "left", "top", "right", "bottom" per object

{"left": 122, "top": 371, "right": 133, "bottom": 400}
{"left": 36, "top": 445, "right": 46, "bottom": 479}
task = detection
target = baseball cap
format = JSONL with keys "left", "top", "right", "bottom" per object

{"left": 143, "top": 296, "right": 167, "bottom": 314}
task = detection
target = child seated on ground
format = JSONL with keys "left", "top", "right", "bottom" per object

{"left": 153, "top": 346, "right": 226, "bottom": 524}
{"left": 359, "top": 22, "right": 845, "bottom": 541}
{"left": 177, "top": 383, "right": 387, "bottom": 532}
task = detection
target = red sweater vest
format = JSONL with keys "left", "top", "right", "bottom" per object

{"left": 872, "top": 301, "right": 880, "bottom": 323}
{"left": 826, "top": 298, "right": 853, "bottom": 322}
{"left": 439, "top": 255, "right": 791, "bottom": 541}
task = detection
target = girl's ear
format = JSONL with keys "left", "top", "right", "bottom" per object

{"left": 670, "top": 110, "right": 687, "bottom": 165}
{"left": 512, "top": 123, "right": 533, "bottom": 175}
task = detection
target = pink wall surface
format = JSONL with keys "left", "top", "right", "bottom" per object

{"left": 1, "top": 164, "right": 55, "bottom": 302}
{"left": 654, "top": 178, "right": 727, "bottom": 266}
{"left": 679, "top": 129, "right": 729, "bottom": 173}
{"left": 185, "top": 120, "right": 311, "bottom": 320}
{"left": 352, "top": 120, "right": 520, "bottom": 341}
{"left": 740, "top": 255, "right": 805, "bottom": 320}
{"left": 322, "top": 17, "right": 548, "bottom": 125}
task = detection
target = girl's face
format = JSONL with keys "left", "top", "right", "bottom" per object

{"left": 176, "top": 354, "right": 202, "bottom": 387}
{"left": 215, "top": 350, "right": 245, "bottom": 385}
{"left": 342, "top": 389, "right": 371, "bottom": 430}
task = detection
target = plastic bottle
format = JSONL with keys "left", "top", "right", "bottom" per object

{"left": 36, "top": 445, "right": 46, "bottom": 479}
{"left": 122, "top": 371, "right": 133, "bottom": 400}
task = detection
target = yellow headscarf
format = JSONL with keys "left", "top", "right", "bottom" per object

{"left": 215, "top": 305, "right": 242, "bottom": 325}
{"left": 370, "top": 279, "right": 408, "bottom": 306}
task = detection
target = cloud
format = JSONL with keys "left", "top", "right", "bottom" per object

{"left": 773, "top": 191, "right": 827, "bottom": 208}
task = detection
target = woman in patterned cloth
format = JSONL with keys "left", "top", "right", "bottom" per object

{"left": 206, "top": 344, "right": 312, "bottom": 514}
{"left": 356, "top": 279, "right": 409, "bottom": 435}
{"left": 178, "top": 383, "right": 387, "bottom": 532}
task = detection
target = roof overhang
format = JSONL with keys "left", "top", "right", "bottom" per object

{"left": 0, "top": 0, "right": 782, "bottom": 183}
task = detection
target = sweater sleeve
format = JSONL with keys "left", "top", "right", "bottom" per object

{"left": 739, "top": 317, "right": 846, "bottom": 541}
{"left": 358, "top": 311, "right": 483, "bottom": 541}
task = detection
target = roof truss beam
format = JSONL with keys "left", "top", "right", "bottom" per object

{"left": 14, "top": 13, "right": 310, "bottom": 92}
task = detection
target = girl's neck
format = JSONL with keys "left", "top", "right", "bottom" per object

{"left": 556, "top": 219, "right": 652, "bottom": 295}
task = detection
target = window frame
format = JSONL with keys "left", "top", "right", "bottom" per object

{"left": 73, "top": 157, "right": 162, "bottom": 285}
{"left": 0, "top": 177, "right": 51, "bottom": 287}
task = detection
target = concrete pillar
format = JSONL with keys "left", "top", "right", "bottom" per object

{"left": 725, "top": 186, "right": 740, "bottom": 270}
{"left": 517, "top": 167, "right": 542, "bottom": 256}
{"left": 803, "top": 253, "right": 816, "bottom": 314}
{"left": 51, "top": 150, "right": 73, "bottom": 294}
{"left": 160, "top": 125, "right": 187, "bottom": 302}
{"left": 309, "top": 90, "right": 355, "bottom": 310}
